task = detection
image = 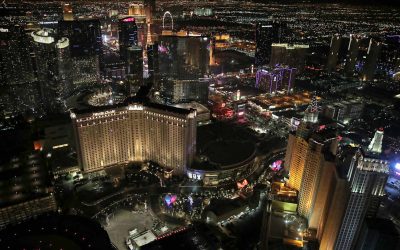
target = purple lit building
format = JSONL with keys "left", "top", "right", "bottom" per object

{"left": 255, "top": 65, "right": 296, "bottom": 94}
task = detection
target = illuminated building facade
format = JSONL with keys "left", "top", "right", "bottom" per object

{"left": 286, "top": 123, "right": 313, "bottom": 191}
{"left": 334, "top": 150, "right": 389, "bottom": 249}
{"left": 119, "top": 17, "right": 138, "bottom": 61}
{"left": 297, "top": 135, "right": 337, "bottom": 225}
{"left": 286, "top": 117, "right": 338, "bottom": 240}
{"left": 285, "top": 97, "right": 319, "bottom": 190}
{"left": 255, "top": 66, "right": 296, "bottom": 94}
{"left": 71, "top": 102, "right": 197, "bottom": 175}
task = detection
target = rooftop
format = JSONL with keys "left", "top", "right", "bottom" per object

{"left": 172, "top": 102, "right": 209, "bottom": 114}
{"left": 197, "top": 140, "right": 256, "bottom": 169}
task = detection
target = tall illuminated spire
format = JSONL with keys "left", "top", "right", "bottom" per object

{"left": 309, "top": 93, "right": 318, "bottom": 112}
{"left": 146, "top": 23, "right": 152, "bottom": 45}
{"left": 303, "top": 92, "right": 319, "bottom": 124}
{"left": 368, "top": 128, "right": 384, "bottom": 154}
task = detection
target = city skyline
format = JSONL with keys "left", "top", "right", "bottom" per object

{"left": 0, "top": 1, "right": 399, "bottom": 249}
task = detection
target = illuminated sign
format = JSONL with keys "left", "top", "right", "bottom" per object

{"left": 0, "top": 28, "right": 9, "bottom": 32}
{"left": 123, "top": 17, "right": 135, "bottom": 22}
{"left": 128, "top": 104, "right": 144, "bottom": 111}
{"left": 164, "top": 194, "right": 177, "bottom": 206}
{"left": 92, "top": 110, "right": 115, "bottom": 117}
{"left": 271, "top": 160, "right": 283, "bottom": 171}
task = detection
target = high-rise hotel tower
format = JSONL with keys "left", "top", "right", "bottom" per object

{"left": 71, "top": 100, "right": 197, "bottom": 174}
{"left": 333, "top": 130, "right": 389, "bottom": 249}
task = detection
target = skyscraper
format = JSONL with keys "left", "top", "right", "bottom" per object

{"left": 255, "top": 21, "right": 285, "bottom": 67}
{"left": 147, "top": 42, "right": 159, "bottom": 87}
{"left": 319, "top": 160, "right": 351, "bottom": 249}
{"left": 55, "top": 37, "right": 73, "bottom": 99}
{"left": 334, "top": 149, "right": 389, "bottom": 249}
{"left": 119, "top": 17, "right": 139, "bottom": 61}
{"left": 326, "top": 35, "right": 341, "bottom": 73}
{"left": 285, "top": 95, "right": 319, "bottom": 190}
{"left": 319, "top": 129, "right": 389, "bottom": 249}
{"left": 297, "top": 132, "right": 337, "bottom": 225}
{"left": 286, "top": 123, "right": 313, "bottom": 191}
{"left": 126, "top": 46, "right": 143, "bottom": 95}
{"left": 31, "top": 29, "right": 72, "bottom": 113}
{"left": 58, "top": 19, "right": 103, "bottom": 85}
{"left": 58, "top": 19, "right": 103, "bottom": 57}
{"left": 344, "top": 34, "right": 361, "bottom": 77}
{"left": 361, "top": 38, "right": 382, "bottom": 81}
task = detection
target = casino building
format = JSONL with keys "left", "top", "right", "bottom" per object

{"left": 71, "top": 100, "right": 197, "bottom": 175}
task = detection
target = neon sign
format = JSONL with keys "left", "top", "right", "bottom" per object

{"left": 123, "top": 17, "right": 135, "bottom": 22}
{"left": 92, "top": 110, "right": 115, "bottom": 117}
